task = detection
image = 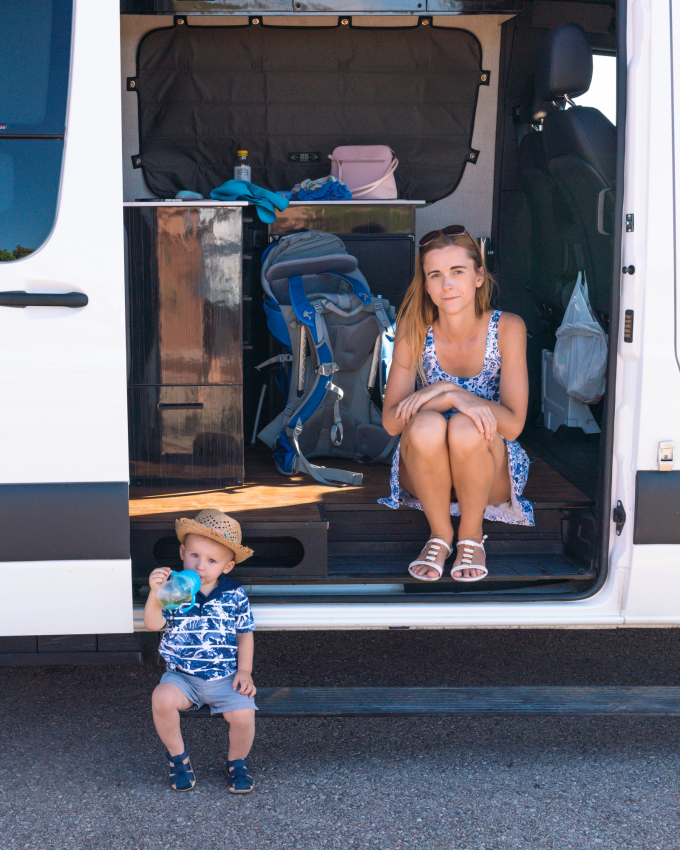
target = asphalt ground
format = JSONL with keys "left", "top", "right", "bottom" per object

{"left": 2, "top": 628, "right": 680, "bottom": 850}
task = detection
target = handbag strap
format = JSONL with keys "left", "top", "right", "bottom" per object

{"left": 328, "top": 155, "right": 398, "bottom": 198}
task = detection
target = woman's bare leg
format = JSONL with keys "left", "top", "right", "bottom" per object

{"left": 447, "top": 414, "right": 512, "bottom": 578}
{"left": 400, "top": 410, "right": 454, "bottom": 578}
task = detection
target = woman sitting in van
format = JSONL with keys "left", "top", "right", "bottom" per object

{"left": 379, "top": 225, "right": 534, "bottom": 581}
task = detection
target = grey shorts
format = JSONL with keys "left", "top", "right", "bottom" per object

{"left": 161, "top": 669, "right": 258, "bottom": 714}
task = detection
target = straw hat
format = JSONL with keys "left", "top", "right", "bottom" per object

{"left": 175, "top": 509, "right": 254, "bottom": 563}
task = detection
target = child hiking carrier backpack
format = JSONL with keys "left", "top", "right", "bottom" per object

{"left": 257, "top": 231, "right": 397, "bottom": 486}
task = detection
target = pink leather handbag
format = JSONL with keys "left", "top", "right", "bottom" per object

{"left": 328, "top": 145, "right": 398, "bottom": 200}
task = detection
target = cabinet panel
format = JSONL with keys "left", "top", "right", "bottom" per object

{"left": 128, "top": 384, "right": 244, "bottom": 485}
{"left": 125, "top": 205, "right": 243, "bottom": 386}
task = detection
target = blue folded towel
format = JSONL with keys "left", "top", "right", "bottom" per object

{"left": 175, "top": 190, "right": 204, "bottom": 200}
{"left": 291, "top": 175, "right": 352, "bottom": 201}
{"left": 210, "top": 179, "right": 289, "bottom": 223}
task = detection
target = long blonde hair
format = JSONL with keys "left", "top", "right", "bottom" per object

{"left": 396, "top": 231, "right": 496, "bottom": 382}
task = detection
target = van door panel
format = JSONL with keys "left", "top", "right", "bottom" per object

{"left": 0, "top": 1, "right": 131, "bottom": 633}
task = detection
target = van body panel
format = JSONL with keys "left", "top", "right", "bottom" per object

{"left": 1, "top": 560, "right": 133, "bottom": 636}
{"left": 0, "top": 2, "right": 132, "bottom": 633}
{"left": 130, "top": 566, "right": 628, "bottom": 630}
{"left": 613, "top": 0, "right": 680, "bottom": 622}
{"left": 623, "top": 547, "right": 680, "bottom": 624}
{"left": 0, "top": 1, "right": 128, "bottom": 484}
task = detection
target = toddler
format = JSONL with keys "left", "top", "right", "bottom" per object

{"left": 144, "top": 509, "right": 257, "bottom": 793}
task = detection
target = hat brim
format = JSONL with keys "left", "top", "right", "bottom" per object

{"left": 175, "top": 518, "right": 254, "bottom": 563}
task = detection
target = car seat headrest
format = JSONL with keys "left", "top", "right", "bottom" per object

{"left": 534, "top": 23, "right": 593, "bottom": 106}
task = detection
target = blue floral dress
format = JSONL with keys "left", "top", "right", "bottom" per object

{"left": 378, "top": 310, "right": 534, "bottom": 526}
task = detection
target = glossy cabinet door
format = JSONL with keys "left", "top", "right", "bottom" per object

{"left": 125, "top": 205, "right": 244, "bottom": 485}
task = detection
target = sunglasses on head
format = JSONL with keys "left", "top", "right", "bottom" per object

{"left": 418, "top": 224, "right": 472, "bottom": 248}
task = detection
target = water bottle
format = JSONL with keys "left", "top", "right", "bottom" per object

{"left": 156, "top": 569, "right": 202, "bottom": 611}
{"left": 234, "top": 150, "right": 251, "bottom": 182}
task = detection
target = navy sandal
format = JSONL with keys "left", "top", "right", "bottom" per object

{"left": 166, "top": 749, "right": 196, "bottom": 791}
{"left": 227, "top": 758, "right": 255, "bottom": 794}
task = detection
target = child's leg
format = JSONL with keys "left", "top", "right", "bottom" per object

{"left": 152, "top": 683, "right": 194, "bottom": 756}
{"left": 222, "top": 708, "right": 256, "bottom": 761}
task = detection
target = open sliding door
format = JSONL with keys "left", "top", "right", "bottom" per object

{"left": 618, "top": 0, "right": 680, "bottom": 624}
{"left": 0, "top": 0, "right": 131, "bottom": 635}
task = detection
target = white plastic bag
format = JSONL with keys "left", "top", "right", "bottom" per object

{"left": 552, "top": 272, "right": 607, "bottom": 404}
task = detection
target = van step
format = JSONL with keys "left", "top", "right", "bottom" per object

{"left": 327, "top": 551, "right": 591, "bottom": 583}
{"left": 131, "top": 512, "right": 328, "bottom": 581}
{"left": 180, "top": 686, "right": 680, "bottom": 718}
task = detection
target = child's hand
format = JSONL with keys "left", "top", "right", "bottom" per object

{"left": 148, "top": 567, "right": 172, "bottom": 591}
{"left": 233, "top": 671, "right": 257, "bottom": 698}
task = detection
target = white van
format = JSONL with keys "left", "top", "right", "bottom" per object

{"left": 1, "top": 0, "right": 676, "bottom": 664}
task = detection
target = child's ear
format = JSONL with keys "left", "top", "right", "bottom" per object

{"left": 179, "top": 543, "right": 185, "bottom": 559}
{"left": 222, "top": 560, "right": 236, "bottom": 575}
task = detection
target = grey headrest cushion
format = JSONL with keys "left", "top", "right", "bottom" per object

{"left": 534, "top": 24, "right": 593, "bottom": 105}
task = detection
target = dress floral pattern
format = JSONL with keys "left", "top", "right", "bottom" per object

{"left": 378, "top": 310, "right": 534, "bottom": 526}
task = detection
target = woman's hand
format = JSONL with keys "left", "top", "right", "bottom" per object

{"left": 395, "top": 382, "right": 453, "bottom": 424}
{"left": 454, "top": 391, "right": 498, "bottom": 441}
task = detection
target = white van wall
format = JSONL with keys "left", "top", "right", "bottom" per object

{"left": 120, "top": 14, "right": 510, "bottom": 241}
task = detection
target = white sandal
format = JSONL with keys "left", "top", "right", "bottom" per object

{"left": 451, "top": 535, "right": 489, "bottom": 582}
{"left": 408, "top": 538, "right": 453, "bottom": 582}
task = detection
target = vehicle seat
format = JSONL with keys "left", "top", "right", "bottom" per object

{"left": 535, "top": 23, "right": 617, "bottom": 316}
{"left": 519, "top": 126, "right": 578, "bottom": 312}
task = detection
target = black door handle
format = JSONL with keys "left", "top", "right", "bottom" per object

{"left": 157, "top": 402, "right": 204, "bottom": 410}
{"left": 622, "top": 265, "right": 635, "bottom": 275}
{"left": 0, "top": 290, "right": 88, "bottom": 308}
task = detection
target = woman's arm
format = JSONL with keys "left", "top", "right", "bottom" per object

{"left": 420, "top": 313, "right": 528, "bottom": 442}
{"left": 494, "top": 312, "right": 529, "bottom": 441}
{"left": 382, "top": 326, "right": 452, "bottom": 436}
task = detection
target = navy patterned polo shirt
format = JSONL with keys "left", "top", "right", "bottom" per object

{"left": 159, "top": 574, "right": 255, "bottom": 680}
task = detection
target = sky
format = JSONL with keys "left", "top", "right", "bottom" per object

{"left": 574, "top": 54, "right": 617, "bottom": 124}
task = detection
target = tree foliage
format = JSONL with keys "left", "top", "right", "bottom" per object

{"left": 0, "top": 244, "right": 35, "bottom": 262}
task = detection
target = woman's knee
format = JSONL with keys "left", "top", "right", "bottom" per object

{"left": 447, "top": 414, "right": 487, "bottom": 456}
{"left": 403, "top": 411, "right": 447, "bottom": 452}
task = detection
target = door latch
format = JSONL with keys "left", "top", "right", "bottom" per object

{"left": 658, "top": 441, "right": 675, "bottom": 471}
{"left": 612, "top": 501, "right": 626, "bottom": 536}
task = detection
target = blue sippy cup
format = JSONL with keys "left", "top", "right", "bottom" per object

{"left": 156, "top": 569, "right": 202, "bottom": 611}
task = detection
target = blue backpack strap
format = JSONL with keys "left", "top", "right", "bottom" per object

{"left": 263, "top": 297, "right": 292, "bottom": 349}
{"left": 289, "top": 275, "right": 316, "bottom": 327}
{"left": 284, "top": 281, "right": 341, "bottom": 436}
{"left": 331, "top": 272, "right": 372, "bottom": 306}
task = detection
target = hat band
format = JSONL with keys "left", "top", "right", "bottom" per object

{"left": 204, "top": 524, "right": 240, "bottom": 546}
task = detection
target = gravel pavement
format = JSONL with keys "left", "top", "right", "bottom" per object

{"left": 2, "top": 628, "right": 680, "bottom": 850}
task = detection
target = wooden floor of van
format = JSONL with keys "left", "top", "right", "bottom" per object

{"left": 129, "top": 446, "right": 596, "bottom": 601}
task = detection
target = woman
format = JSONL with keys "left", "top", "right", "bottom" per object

{"left": 379, "top": 225, "right": 534, "bottom": 582}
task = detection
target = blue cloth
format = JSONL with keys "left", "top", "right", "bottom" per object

{"left": 292, "top": 175, "right": 352, "bottom": 201}
{"left": 159, "top": 574, "right": 256, "bottom": 680}
{"left": 175, "top": 190, "right": 204, "bottom": 200}
{"left": 210, "top": 179, "right": 289, "bottom": 223}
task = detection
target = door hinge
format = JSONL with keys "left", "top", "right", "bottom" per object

{"left": 626, "top": 213, "right": 634, "bottom": 232}
{"left": 659, "top": 441, "right": 675, "bottom": 471}
{"left": 613, "top": 501, "right": 626, "bottom": 535}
